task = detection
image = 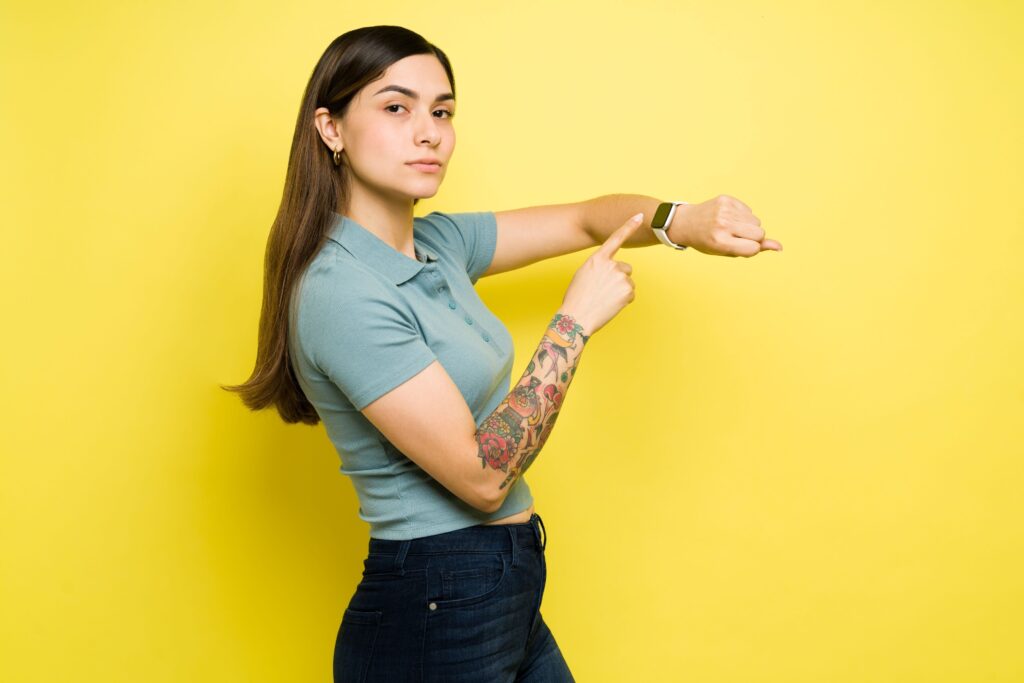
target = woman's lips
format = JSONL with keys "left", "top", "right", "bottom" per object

{"left": 407, "top": 162, "right": 442, "bottom": 173}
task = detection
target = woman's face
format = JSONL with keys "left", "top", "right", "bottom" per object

{"left": 336, "top": 54, "right": 456, "bottom": 205}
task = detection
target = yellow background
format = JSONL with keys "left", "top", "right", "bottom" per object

{"left": 2, "top": 1, "right": 1022, "bottom": 681}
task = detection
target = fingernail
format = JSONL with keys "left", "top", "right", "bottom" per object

{"left": 631, "top": 212, "right": 643, "bottom": 223}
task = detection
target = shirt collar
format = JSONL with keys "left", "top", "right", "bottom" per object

{"left": 326, "top": 212, "right": 438, "bottom": 286}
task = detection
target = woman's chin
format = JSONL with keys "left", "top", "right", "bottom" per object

{"left": 411, "top": 186, "right": 441, "bottom": 201}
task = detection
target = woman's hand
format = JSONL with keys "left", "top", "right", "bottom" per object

{"left": 558, "top": 213, "right": 645, "bottom": 337}
{"left": 672, "top": 195, "right": 783, "bottom": 256}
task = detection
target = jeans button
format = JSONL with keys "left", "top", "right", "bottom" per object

{"left": 429, "top": 602, "right": 437, "bottom": 611}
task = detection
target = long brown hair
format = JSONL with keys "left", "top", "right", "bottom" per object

{"left": 221, "top": 26, "right": 456, "bottom": 424}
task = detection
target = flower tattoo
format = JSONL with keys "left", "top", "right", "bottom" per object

{"left": 476, "top": 311, "right": 590, "bottom": 493}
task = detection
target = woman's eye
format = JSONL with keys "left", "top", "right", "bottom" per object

{"left": 385, "top": 104, "right": 453, "bottom": 118}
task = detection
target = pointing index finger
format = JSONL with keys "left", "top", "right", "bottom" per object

{"left": 596, "top": 212, "right": 644, "bottom": 259}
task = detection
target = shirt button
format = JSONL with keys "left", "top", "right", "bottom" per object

{"left": 448, "top": 301, "right": 457, "bottom": 310}
{"left": 483, "top": 334, "right": 490, "bottom": 342}
{"left": 464, "top": 316, "right": 473, "bottom": 325}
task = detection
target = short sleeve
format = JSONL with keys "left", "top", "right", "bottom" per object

{"left": 298, "top": 284, "right": 438, "bottom": 411}
{"left": 423, "top": 210, "right": 498, "bottom": 284}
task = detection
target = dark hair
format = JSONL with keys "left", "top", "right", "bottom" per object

{"left": 221, "top": 26, "right": 456, "bottom": 424}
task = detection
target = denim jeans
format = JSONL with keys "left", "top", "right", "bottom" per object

{"left": 333, "top": 512, "right": 575, "bottom": 682}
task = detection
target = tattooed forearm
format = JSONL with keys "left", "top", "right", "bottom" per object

{"left": 474, "top": 309, "right": 591, "bottom": 503}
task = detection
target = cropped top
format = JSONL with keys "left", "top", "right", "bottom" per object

{"left": 288, "top": 210, "right": 534, "bottom": 540}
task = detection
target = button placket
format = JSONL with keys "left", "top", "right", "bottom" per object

{"left": 462, "top": 314, "right": 494, "bottom": 345}
{"left": 426, "top": 270, "right": 445, "bottom": 294}
{"left": 432, "top": 274, "right": 496, "bottom": 348}
{"left": 428, "top": 272, "right": 457, "bottom": 309}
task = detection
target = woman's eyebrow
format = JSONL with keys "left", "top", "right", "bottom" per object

{"left": 373, "top": 84, "right": 455, "bottom": 103}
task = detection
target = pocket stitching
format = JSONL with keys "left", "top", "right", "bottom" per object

{"left": 360, "top": 567, "right": 427, "bottom": 582}
{"left": 337, "top": 609, "right": 382, "bottom": 683}
{"left": 342, "top": 607, "right": 382, "bottom": 625}
{"left": 431, "top": 553, "right": 509, "bottom": 609}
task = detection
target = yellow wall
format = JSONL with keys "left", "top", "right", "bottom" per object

{"left": 3, "top": 1, "right": 1022, "bottom": 681}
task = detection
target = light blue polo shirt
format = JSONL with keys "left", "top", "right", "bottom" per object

{"left": 288, "top": 210, "right": 534, "bottom": 540}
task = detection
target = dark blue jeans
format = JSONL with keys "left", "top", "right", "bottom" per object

{"left": 334, "top": 512, "right": 575, "bottom": 682}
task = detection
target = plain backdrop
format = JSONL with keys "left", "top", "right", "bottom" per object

{"left": 1, "top": 1, "right": 1022, "bottom": 681}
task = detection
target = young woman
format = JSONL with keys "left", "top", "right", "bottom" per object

{"left": 224, "top": 24, "right": 781, "bottom": 683}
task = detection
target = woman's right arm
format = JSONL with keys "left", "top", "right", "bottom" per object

{"left": 360, "top": 214, "right": 644, "bottom": 513}
{"left": 470, "top": 309, "right": 589, "bottom": 510}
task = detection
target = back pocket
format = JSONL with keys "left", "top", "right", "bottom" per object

{"left": 333, "top": 608, "right": 382, "bottom": 683}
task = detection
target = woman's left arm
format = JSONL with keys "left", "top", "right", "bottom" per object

{"left": 485, "top": 192, "right": 782, "bottom": 279}
{"left": 580, "top": 192, "right": 783, "bottom": 257}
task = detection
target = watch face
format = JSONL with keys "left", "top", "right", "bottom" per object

{"left": 652, "top": 202, "right": 675, "bottom": 230}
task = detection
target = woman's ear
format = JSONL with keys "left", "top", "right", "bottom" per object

{"left": 313, "top": 107, "right": 343, "bottom": 153}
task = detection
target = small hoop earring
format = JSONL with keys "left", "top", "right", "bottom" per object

{"left": 333, "top": 147, "right": 343, "bottom": 166}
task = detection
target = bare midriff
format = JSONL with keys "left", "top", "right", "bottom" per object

{"left": 481, "top": 501, "right": 535, "bottom": 526}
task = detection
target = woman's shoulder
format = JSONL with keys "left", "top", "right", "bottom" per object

{"left": 293, "top": 244, "right": 397, "bottom": 325}
{"left": 301, "top": 240, "right": 381, "bottom": 290}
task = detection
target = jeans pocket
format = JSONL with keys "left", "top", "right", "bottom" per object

{"left": 361, "top": 554, "right": 426, "bottom": 582}
{"left": 333, "top": 608, "right": 382, "bottom": 683}
{"left": 430, "top": 552, "right": 509, "bottom": 609}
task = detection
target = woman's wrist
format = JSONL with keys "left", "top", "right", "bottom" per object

{"left": 550, "top": 309, "right": 592, "bottom": 346}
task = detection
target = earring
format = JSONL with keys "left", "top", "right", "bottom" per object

{"left": 333, "top": 147, "right": 343, "bottom": 166}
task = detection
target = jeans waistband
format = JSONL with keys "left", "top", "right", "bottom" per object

{"left": 368, "top": 512, "right": 547, "bottom": 556}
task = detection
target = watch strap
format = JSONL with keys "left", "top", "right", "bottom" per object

{"left": 652, "top": 201, "right": 689, "bottom": 250}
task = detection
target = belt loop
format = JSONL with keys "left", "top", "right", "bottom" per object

{"left": 535, "top": 513, "right": 547, "bottom": 552}
{"left": 394, "top": 539, "right": 410, "bottom": 575}
{"left": 506, "top": 526, "right": 518, "bottom": 568}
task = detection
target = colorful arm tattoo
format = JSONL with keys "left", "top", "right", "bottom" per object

{"left": 475, "top": 311, "right": 591, "bottom": 498}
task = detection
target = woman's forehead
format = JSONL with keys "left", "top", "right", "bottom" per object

{"left": 368, "top": 55, "right": 453, "bottom": 99}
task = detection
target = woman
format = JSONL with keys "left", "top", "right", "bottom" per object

{"left": 224, "top": 25, "right": 781, "bottom": 683}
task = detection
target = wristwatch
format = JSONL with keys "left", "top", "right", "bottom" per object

{"left": 651, "top": 201, "right": 689, "bottom": 250}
